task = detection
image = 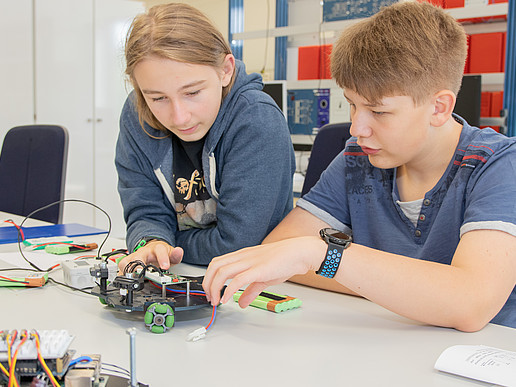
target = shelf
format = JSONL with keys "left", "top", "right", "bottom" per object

{"left": 233, "top": 3, "right": 508, "bottom": 41}
{"left": 286, "top": 73, "right": 504, "bottom": 90}
{"left": 479, "top": 117, "right": 506, "bottom": 127}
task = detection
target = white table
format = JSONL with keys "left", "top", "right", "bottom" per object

{"left": 1, "top": 213, "right": 515, "bottom": 386}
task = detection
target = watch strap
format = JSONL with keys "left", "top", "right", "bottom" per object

{"left": 316, "top": 241, "right": 344, "bottom": 278}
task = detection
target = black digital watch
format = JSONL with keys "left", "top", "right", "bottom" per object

{"left": 316, "top": 228, "right": 352, "bottom": 278}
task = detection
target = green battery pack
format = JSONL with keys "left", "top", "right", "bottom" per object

{"left": 233, "top": 290, "right": 302, "bottom": 313}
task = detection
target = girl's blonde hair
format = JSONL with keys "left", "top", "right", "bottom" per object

{"left": 331, "top": 1, "right": 467, "bottom": 105}
{"left": 125, "top": 3, "right": 235, "bottom": 132}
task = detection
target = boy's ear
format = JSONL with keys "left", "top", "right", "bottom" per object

{"left": 221, "top": 54, "right": 235, "bottom": 87}
{"left": 430, "top": 90, "right": 456, "bottom": 127}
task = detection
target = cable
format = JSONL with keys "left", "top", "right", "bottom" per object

{"left": 32, "top": 332, "right": 60, "bottom": 387}
{"left": 13, "top": 198, "right": 112, "bottom": 271}
{"left": 8, "top": 330, "right": 25, "bottom": 387}
{"left": 46, "top": 277, "right": 93, "bottom": 296}
{"left": 205, "top": 305, "right": 217, "bottom": 331}
{"left": 101, "top": 362, "right": 130, "bottom": 377}
{"left": 148, "top": 280, "right": 217, "bottom": 332}
{"left": 3, "top": 220, "right": 25, "bottom": 241}
{"left": 0, "top": 275, "right": 29, "bottom": 285}
{"left": 68, "top": 356, "right": 92, "bottom": 368}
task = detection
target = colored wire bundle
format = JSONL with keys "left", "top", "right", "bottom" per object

{"left": 149, "top": 280, "right": 218, "bottom": 331}
{"left": 1, "top": 330, "right": 62, "bottom": 387}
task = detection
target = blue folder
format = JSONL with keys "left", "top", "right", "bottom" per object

{"left": 0, "top": 223, "right": 108, "bottom": 245}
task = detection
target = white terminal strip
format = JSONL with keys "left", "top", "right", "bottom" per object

{"left": 0, "top": 329, "right": 74, "bottom": 360}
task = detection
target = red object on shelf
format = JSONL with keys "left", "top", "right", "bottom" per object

{"left": 443, "top": 0, "right": 464, "bottom": 8}
{"left": 464, "top": 34, "right": 471, "bottom": 73}
{"left": 502, "top": 31, "right": 506, "bottom": 72}
{"left": 298, "top": 44, "right": 333, "bottom": 80}
{"left": 490, "top": 91, "right": 504, "bottom": 118}
{"left": 298, "top": 45, "right": 321, "bottom": 80}
{"left": 469, "top": 32, "right": 505, "bottom": 73}
{"left": 321, "top": 44, "right": 332, "bottom": 79}
{"left": 488, "top": 0, "right": 508, "bottom": 3}
{"left": 422, "top": 0, "right": 444, "bottom": 7}
{"left": 481, "top": 92, "right": 492, "bottom": 117}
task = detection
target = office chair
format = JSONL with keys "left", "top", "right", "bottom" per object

{"left": 301, "top": 122, "right": 352, "bottom": 197}
{"left": 0, "top": 124, "right": 69, "bottom": 223}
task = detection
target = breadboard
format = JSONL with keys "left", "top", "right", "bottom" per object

{"left": 0, "top": 329, "right": 74, "bottom": 360}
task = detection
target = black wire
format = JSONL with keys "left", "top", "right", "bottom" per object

{"left": 47, "top": 277, "right": 94, "bottom": 296}
{"left": 14, "top": 198, "right": 112, "bottom": 271}
{"left": 0, "top": 267, "right": 39, "bottom": 273}
{"left": 137, "top": 263, "right": 163, "bottom": 279}
{"left": 102, "top": 362, "right": 130, "bottom": 376}
{"left": 123, "top": 260, "right": 145, "bottom": 275}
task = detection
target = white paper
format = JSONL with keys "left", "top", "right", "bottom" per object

{"left": 435, "top": 345, "right": 516, "bottom": 386}
{"left": 0, "top": 251, "right": 65, "bottom": 271}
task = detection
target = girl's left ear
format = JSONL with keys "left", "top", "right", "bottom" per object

{"left": 430, "top": 89, "right": 456, "bottom": 127}
{"left": 221, "top": 54, "right": 236, "bottom": 87}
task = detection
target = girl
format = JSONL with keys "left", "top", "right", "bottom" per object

{"left": 116, "top": 3, "right": 295, "bottom": 270}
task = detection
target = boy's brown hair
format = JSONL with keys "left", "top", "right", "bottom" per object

{"left": 125, "top": 3, "right": 235, "bottom": 132}
{"left": 331, "top": 1, "right": 467, "bottom": 105}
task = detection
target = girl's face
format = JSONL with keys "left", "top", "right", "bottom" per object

{"left": 134, "top": 55, "right": 235, "bottom": 142}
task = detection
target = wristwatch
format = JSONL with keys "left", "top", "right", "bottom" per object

{"left": 133, "top": 236, "right": 167, "bottom": 252}
{"left": 316, "top": 228, "right": 352, "bottom": 278}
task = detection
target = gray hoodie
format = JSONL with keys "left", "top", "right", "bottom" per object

{"left": 115, "top": 60, "right": 295, "bottom": 265}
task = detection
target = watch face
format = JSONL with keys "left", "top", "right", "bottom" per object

{"left": 320, "top": 228, "right": 352, "bottom": 244}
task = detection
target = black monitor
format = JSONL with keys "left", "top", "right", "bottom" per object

{"left": 262, "top": 80, "right": 287, "bottom": 119}
{"left": 454, "top": 75, "right": 481, "bottom": 127}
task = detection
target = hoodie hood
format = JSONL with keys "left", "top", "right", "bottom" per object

{"left": 203, "top": 60, "right": 263, "bottom": 152}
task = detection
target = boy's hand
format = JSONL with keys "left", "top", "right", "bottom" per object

{"left": 202, "top": 236, "right": 327, "bottom": 307}
{"left": 117, "top": 240, "right": 183, "bottom": 272}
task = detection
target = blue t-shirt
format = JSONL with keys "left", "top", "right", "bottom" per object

{"left": 298, "top": 119, "right": 516, "bottom": 328}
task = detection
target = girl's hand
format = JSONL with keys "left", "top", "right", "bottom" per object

{"left": 118, "top": 240, "right": 183, "bottom": 272}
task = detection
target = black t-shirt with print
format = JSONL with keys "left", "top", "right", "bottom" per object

{"left": 172, "top": 135, "right": 216, "bottom": 230}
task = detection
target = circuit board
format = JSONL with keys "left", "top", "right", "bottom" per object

{"left": 0, "top": 329, "right": 75, "bottom": 381}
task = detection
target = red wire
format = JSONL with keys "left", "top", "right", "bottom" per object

{"left": 0, "top": 275, "right": 29, "bottom": 285}
{"left": 149, "top": 281, "right": 206, "bottom": 296}
{"left": 4, "top": 220, "right": 24, "bottom": 241}
{"left": 47, "top": 255, "right": 97, "bottom": 271}
{"left": 205, "top": 306, "right": 216, "bottom": 330}
{"left": 30, "top": 242, "right": 95, "bottom": 249}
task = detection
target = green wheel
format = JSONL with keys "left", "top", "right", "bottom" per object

{"left": 99, "top": 297, "right": 107, "bottom": 305}
{"left": 144, "top": 303, "right": 175, "bottom": 333}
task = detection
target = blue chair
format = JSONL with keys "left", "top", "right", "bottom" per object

{"left": 0, "top": 125, "right": 69, "bottom": 223}
{"left": 301, "top": 122, "right": 352, "bottom": 197}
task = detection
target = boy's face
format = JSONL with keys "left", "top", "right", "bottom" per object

{"left": 134, "top": 55, "right": 234, "bottom": 142}
{"left": 344, "top": 88, "right": 435, "bottom": 170}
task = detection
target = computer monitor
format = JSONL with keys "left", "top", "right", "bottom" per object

{"left": 262, "top": 80, "right": 287, "bottom": 119}
{"left": 454, "top": 75, "right": 481, "bottom": 127}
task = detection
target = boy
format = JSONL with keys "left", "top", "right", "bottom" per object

{"left": 202, "top": 1, "right": 516, "bottom": 332}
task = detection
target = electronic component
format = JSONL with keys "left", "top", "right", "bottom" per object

{"left": 62, "top": 259, "right": 117, "bottom": 289}
{"left": 233, "top": 291, "right": 302, "bottom": 313}
{"left": 22, "top": 236, "right": 73, "bottom": 251}
{"left": 90, "top": 267, "right": 219, "bottom": 334}
{"left": 45, "top": 242, "right": 98, "bottom": 255}
{"left": 64, "top": 354, "right": 101, "bottom": 387}
{"left": 0, "top": 272, "right": 48, "bottom": 288}
{"left": 0, "top": 329, "right": 75, "bottom": 382}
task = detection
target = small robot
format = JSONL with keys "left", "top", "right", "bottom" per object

{"left": 89, "top": 261, "right": 214, "bottom": 333}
